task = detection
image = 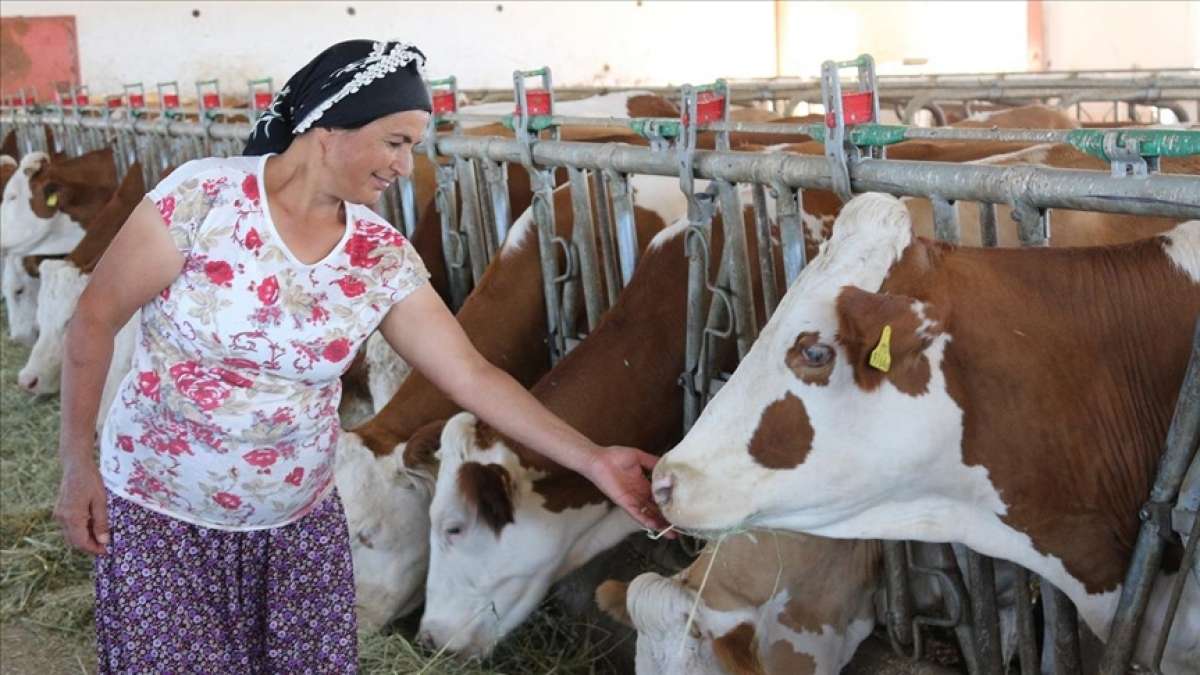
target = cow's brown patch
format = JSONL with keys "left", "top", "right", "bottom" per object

{"left": 877, "top": 234, "right": 1199, "bottom": 595}
{"left": 785, "top": 331, "right": 833, "bottom": 386}
{"left": 766, "top": 639, "right": 817, "bottom": 675}
{"left": 456, "top": 461, "right": 515, "bottom": 537}
{"left": 711, "top": 623, "right": 763, "bottom": 675}
{"left": 747, "top": 393, "right": 815, "bottom": 470}
{"left": 593, "top": 580, "right": 632, "bottom": 627}
{"left": 835, "top": 286, "right": 939, "bottom": 397}
{"left": 402, "top": 420, "right": 445, "bottom": 473}
{"left": 21, "top": 252, "right": 66, "bottom": 277}
{"left": 1, "top": 129, "right": 16, "bottom": 158}
{"left": 627, "top": 94, "right": 680, "bottom": 118}
{"left": 28, "top": 146, "right": 118, "bottom": 224}
{"left": 69, "top": 161, "right": 150, "bottom": 273}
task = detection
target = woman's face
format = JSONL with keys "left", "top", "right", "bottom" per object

{"left": 324, "top": 109, "right": 430, "bottom": 205}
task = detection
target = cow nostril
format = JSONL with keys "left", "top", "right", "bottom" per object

{"left": 22, "top": 376, "right": 38, "bottom": 391}
{"left": 417, "top": 630, "right": 435, "bottom": 650}
{"left": 652, "top": 472, "right": 674, "bottom": 507}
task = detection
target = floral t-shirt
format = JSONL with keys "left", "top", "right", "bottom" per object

{"left": 100, "top": 155, "right": 429, "bottom": 530}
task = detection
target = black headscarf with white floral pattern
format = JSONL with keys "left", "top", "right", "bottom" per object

{"left": 244, "top": 39, "right": 431, "bottom": 156}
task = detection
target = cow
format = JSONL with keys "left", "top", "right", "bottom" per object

{"left": 1, "top": 147, "right": 118, "bottom": 344}
{"left": 416, "top": 193, "right": 794, "bottom": 656}
{"left": 17, "top": 163, "right": 146, "bottom": 397}
{"left": 338, "top": 173, "right": 682, "bottom": 630}
{"left": 650, "top": 193, "right": 1200, "bottom": 673}
{"left": 595, "top": 533, "right": 881, "bottom": 675}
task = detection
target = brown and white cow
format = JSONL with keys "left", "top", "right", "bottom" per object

{"left": 416, "top": 194, "right": 794, "bottom": 656}
{"left": 652, "top": 193, "right": 1200, "bottom": 673}
{"left": 17, "top": 163, "right": 147, "bottom": 398}
{"left": 338, "top": 173, "right": 681, "bottom": 630}
{"left": 597, "top": 533, "right": 881, "bottom": 675}
{"left": 2, "top": 147, "right": 117, "bottom": 344}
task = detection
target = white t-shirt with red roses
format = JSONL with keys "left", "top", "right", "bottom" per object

{"left": 100, "top": 154, "right": 429, "bottom": 530}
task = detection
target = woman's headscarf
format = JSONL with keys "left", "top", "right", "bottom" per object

{"left": 244, "top": 39, "right": 432, "bottom": 156}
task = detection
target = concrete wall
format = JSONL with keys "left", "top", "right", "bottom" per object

{"left": 1, "top": 1, "right": 1197, "bottom": 98}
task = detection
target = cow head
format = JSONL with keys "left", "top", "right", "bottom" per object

{"left": 335, "top": 422, "right": 438, "bottom": 631}
{"left": 420, "top": 412, "right": 634, "bottom": 657}
{"left": 652, "top": 194, "right": 974, "bottom": 542}
{"left": 1, "top": 152, "right": 57, "bottom": 253}
{"left": 18, "top": 259, "right": 90, "bottom": 394}
{"left": 2, "top": 254, "right": 40, "bottom": 346}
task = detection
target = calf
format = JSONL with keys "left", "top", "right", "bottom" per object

{"left": 652, "top": 194, "right": 1200, "bottom": 673}
{"left": 597, "top": 533, "right": 880, "bottom": 675}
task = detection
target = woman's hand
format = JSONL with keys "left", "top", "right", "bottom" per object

{"left": 580, "top": 447, "right": 675, "bottom": 537}
{"left": 54, "top": 459, "right": 110, "bottom": 556}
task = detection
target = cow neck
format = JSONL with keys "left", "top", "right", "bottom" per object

{"left": 882, "top": 236, "right": 1197, "bottom": 594}
{"left": 67, "top": 163, "right": 146, "bottom": 271}
{"left": 353, "top": 188, "right": 569, "bottom": 456}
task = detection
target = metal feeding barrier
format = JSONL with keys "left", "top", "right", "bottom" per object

{"left": 3, "top": 55, "right": 1199, "bottom": 675}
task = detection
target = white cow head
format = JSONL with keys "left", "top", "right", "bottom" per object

{"left": 18, "top": 259, "right": 89, "bottom": 394}
{"left": 653, "top": 193, "right": 974, "bottom": 541}
{"left": 2, "top": 255, "right": 40, "bottom": 346}
{"left": 335, "top": 425, "right": 438, "bottom": 631}
{"left": 601, "top": 573, "right": 727, "bottom": 675}
{"left": 1, "top": 152, "right": 60, "bottom": 253}
{"left": 419, "top": 412, "right": 635, "bottom": 657}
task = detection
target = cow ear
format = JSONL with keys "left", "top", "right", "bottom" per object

{"left": 456, "top": 461, "right": 515, "bottom": 537}
{"left": 594, "top": 580, "right": 632, "bottom": 627}
{"left": 836, "top": 286, "right": 942, "bottom": 392}
{"left": 403, "top": 420, "right": 445, "bottom": 475}
{"left": 711, "top": 623, "right": 764, "bottom": 675}
{"left": 21, "top": 255, "right": 46, "bottom": 278}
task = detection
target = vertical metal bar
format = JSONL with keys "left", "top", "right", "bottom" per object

{"left": 883, "top": 541, "right": 916, "bottom": 650}
{"left": 751, "top": 183, "right": 780, "bottom": 317}
{"left": 454, "top": 157, "right": 489, "bottom": 285}
{"left": 682, "top": 223, "right": 710, "bottom": 431}
{"left": 1040, "top": 581, "right": 1083, "bottom": 675}
{"left": 472, "top": 159, "right": 499, "bottom": 259}
{"left": 434, "top": 165, "right": 470, "bottom": 310}
{"left": 481, "top": 158, "right": 511, "bottom": 246}
{"left": 397, "top": 177, "right": 418, "bottom": 238}
{"left": 965, "top": 550, "right": 1004, "bottom": 675}
{"left": 1014, "top": 202, "right": 1050, "bottom": 247}
{"left": 528, "top": 168, "right": 565, "bottom": 364}
{"left": 604, "top": 169, "right": 640, "bottom": 288}
{"left": 775, "top": 184, "right": 807, "bottom": 286}
{"left": 978, "top": 202, "right": 999, "bottom": 248}
{"left": 1013, "top": 567, "right": 1040, "bottom": 675}
{"left": 1101, "top": 318, "right": 1200, "bottom": 674}
{"left": 566, "top": 167, "right": 606, "bottom": 331}
{"left": 715, "top": 179, "right": 758, "bottom": 358}
{"left": 592, "top": 169, "right": 621, "bottom": 307}
{"left": 937, "top": 544, "right": 981, "bottom": 675}
{"left": 932, "top": 196, "right": 961, "bottom": 244}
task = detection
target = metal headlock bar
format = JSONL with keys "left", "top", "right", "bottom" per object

{"left": 4, "top": 57, "right": 1199, "bottom": 675}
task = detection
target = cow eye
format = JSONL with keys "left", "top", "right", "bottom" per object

{"left": 802, "top": 344, "right": 834, "bottom": 367}
{"left": 445, "top": 524, "right": 463, "bottom": 537}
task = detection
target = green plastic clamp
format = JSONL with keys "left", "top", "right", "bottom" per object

{"left": 1066, "top": 129, "right": 1200, "bottom": 161}
{"left": 501, "top": 114, "right": 557, "bottom": 132}
{"left": 630, "top": 118, "right": 681, "bottom": 140}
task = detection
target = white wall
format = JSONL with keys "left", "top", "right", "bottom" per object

{"left": 1, "top": 1, "right": 776, "bottom": 95}
{"left": 778, "top": 1, "right": 1028, "bottom": 77}
{"left": 1042, "top": 1, "right": 1198, "bottom": 71}
{"left": 2, "top": 1, "right": 1197, "bottom": 99}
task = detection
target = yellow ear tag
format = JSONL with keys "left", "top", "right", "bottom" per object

{"left": 868, "top": 325, "right": 893, "bottom": 373}
{"left": 45, "top": 193, "right": 58, "bottom": 208}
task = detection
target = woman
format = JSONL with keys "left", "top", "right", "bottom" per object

{"left": 54, "top": 39, "right": 669, "bottom": 673}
